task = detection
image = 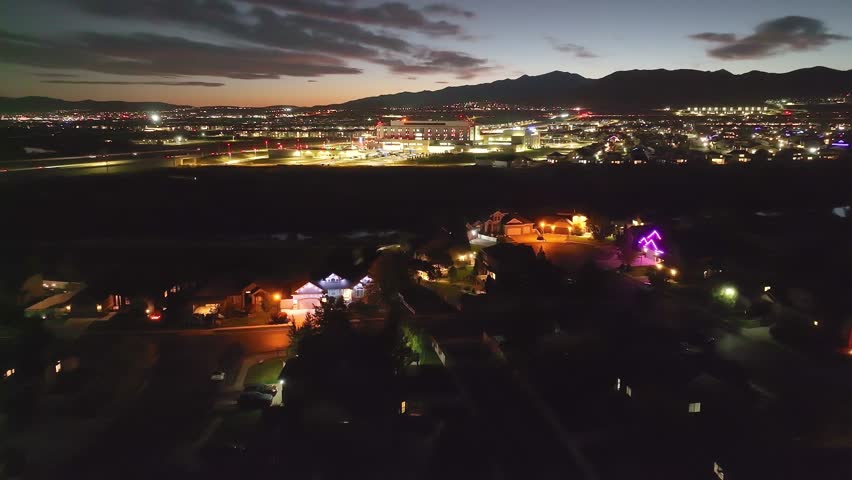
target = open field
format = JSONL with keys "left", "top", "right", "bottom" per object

{"left": 2, "top": 162, "right": 851, "bottom": 241}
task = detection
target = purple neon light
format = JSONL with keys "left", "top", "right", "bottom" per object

{"left": 638, "top": 230, "right": 664, "bottom": 255}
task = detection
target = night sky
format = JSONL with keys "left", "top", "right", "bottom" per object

{"left": 1, "top": 0, "right": 850, "bottom": 106}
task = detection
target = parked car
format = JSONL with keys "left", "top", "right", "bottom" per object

{"left": 679, "top": 332, "right": 716, "bottom": 355}
{"left": 244, "top": 383, "right": 277, "bottom": 396}
{"left": 238, "top": 390, "right": 274, "bottom": 409}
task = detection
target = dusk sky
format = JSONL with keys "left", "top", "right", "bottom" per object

{"left": 1, "top": 0, "right": 850, "bottom": 106}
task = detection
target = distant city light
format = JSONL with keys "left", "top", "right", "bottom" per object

{"left": 150, "top": 113, "right": 161, "bottom": 122}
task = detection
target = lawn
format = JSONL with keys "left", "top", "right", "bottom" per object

{"left": 245, "top": 357, "right": 286, "bottom": 385}
{"left": 206, "top": 410, "right": 263, "bottom": 447}
{"left": 415, "top": 333, "right": 442, "bottom": 365}
{"left": 423, "top": 280, "right": 465, "bottom": 308}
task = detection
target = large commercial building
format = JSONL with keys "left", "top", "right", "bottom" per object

{"left": 476, "top": 127, "right": 541, "bottom": 152}
{"left": 376, "top": 119, "right": 476, "bottom": 142}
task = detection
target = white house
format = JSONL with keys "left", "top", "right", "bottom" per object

{"left": 283, "top": 273, "right": 373, "bottom": 312}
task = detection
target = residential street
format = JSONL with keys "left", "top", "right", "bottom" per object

{"left": 31, "top": 327, "right": 290, "bottom": 479}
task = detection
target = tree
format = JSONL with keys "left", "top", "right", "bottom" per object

{"left": 368, "top": 251, "right": 412, "bottom": 302}
{"left": 589, "top": 213, "right": 613, "bottom": 240}
{"left": 648, "top": 269, "right": 668, "bottom": 289}
{"left": 383, "top": 310, "right": 418, "bottom": 372}
{"left": 615, "top": 233, "right": 637, "bottom": 268}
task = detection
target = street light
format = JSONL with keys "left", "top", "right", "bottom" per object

{"left": 669, "top": 268, "right": 678, "bottom": 277}
{"left": 272, "top": 293, "right": 282, "bottom": 302}
{"left": 721, "top": 286, "right": 737, "bottom": 298}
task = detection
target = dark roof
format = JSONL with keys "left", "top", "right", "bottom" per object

{"left": 194, "top": 277, "right": 255, "bottom": 298}
{"left": 482, "top": 243, "right": 536, "bottom": 268}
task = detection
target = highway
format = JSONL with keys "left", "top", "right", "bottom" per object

{"left": 0, "top": 148, "right": 267, "bottom": 177}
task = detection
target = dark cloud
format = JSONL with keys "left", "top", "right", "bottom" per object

{"left": 71, "top": 0, "right": 409, "bottom": 57}
{"left": 435, "top": 81, "right": 449, "bottom": 84}
{"left": 32, "top": 72, "right": 79, "bottom": 78}
{"left": 545, "top": 36, "right": 597, "bottom": 58}
{"left": 307, "top": 79, "right": 318, "bottom": 82}
{"left": 377, "top": 49, "right": 495, "bottom": 79}
{"left": 689, "top": 33, "right": 737, "bottom": 43}
{"left": 59, "top": 0, "right": 492, "bottom": 80}
{"left": 422, "top": 4, "right": 474, "bottom": 19}
{"left": 41, "top": 80, "right": 224, "bottom": 86}
{"left": 248, "top": 0, "right": 467, "bottom": 37}
{"left": 690, "top": 16, "right": 849, "bottom": 59}
{"left": 0, "top": 30, "right": 361, "bottom": 79}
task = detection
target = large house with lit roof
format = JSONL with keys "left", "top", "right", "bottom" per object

{"left": 282, "top": 273, "right": 373, "bottom": 311}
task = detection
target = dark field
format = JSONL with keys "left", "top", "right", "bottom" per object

{"left": 2, "top": 162, "right": 851, "bottom": 241}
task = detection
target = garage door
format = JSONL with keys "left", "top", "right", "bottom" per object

{"left": 297, "top": 298, "right": 321, "bottom": 310}
{"left": 506, "top": 227, "right": 522, "bottom": 236}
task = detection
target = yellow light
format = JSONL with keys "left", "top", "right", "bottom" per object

{"left": 655, "top": 263, "right": 663, "bottom": 270}
{"left": 539, "top": 221, "right": 546, "bottom": 228}
{"left": 458, "top": 254, "right": 467, "bottom": 261}
{"left": 65, "top": 305, "right": 72, "bottom": 312}
{"left": 272, "top": 293, "right": 282, "bottom": 302}
{"left": 813, "top": 320, "right": 819, "bottom": 327}
{"left": 145, "top": 308, "right": 151, "bottom": 315}
{"left": 764, "top": 286, "right": 771, "bottom": 292}
{"left": 96, "top": 304, "right": 103, "bottom": 312}
{"left": 669, "top": 268, "right": 678, "bottom": 277}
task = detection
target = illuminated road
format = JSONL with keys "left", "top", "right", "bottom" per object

{"left": 0, "top": 148, "right": 265, "bottom": 176}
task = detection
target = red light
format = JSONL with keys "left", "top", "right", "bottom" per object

{"left": 783, "top": 110, "right": 792, "bottom": 116}
{"left": 149, "top": 314, "right": 161, "bottom": 321}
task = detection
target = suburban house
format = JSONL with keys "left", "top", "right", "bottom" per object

{"left": 546, "top": 151, "right": 568, "bottom": 164}
{"left": 413, "top": 230, "right": 472, "bottom": 268}
{"left": 615, "top": 365, "right": 752, "bottom": 420}
{"left": 66, "top": 287, "right": 129, "bottom": 317}
{"left": 467, "top": 210, "right": 535, "bottom": 239}
{"left": 191, "top": 279, "right": 267, "bottom": 315}
{"left": 282, "top": 273, "right": 374, "bottom": 312}
{"left": 477, "top": 243, "right": 538, "bottom": 292}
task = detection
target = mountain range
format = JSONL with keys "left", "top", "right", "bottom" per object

{"left": 2, "top": 67, "right": 850, "bottom": 113}
{"left": 337, "top": 67, "right": 852, "bottom": 109}
{"left": 0, "top": 96, "right": 186, "bottom": 114}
